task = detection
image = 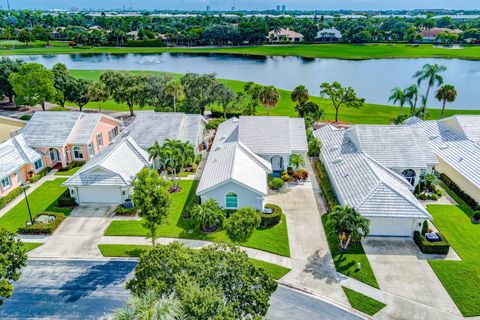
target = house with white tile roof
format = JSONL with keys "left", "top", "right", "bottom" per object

{"left": 64, "top": 137, "right": 151, "bottom": 204}
{"left": 197, "top": 116, "right": 307, "bottom": 210}
{"left": 267, "top": 28, "right": 304, "bottom": 42}
{"left": 314, "top": 124, "right": 435, "bottom": 237}
{"left": 405, "top": 115, "right": 480, "bottom": 204}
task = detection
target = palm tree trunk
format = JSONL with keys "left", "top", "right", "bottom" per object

{"left": 173, "top": 96, "right": 176, "bottom": 113}
{"left": 423, "top": 85, "right": 431, "bottom": 115}
{"left": 441, "top": 100, "right": 446, "bottom": 118}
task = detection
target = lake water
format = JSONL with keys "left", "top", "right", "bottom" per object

{"left": 12, "top": 52, "right": 480, "bottom": 109}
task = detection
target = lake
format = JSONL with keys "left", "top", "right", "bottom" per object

{"left": 11, "top": 52, "right": 480, "bottom": 109}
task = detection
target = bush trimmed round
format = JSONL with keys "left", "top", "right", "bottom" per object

{"left": 473, "top": 211, "right": 480, "bottom": 223}
{"left": 269, "top": 178, "right": 284, "bottom": 190}
{"left": 224, "top": 207, "right": 261, "bottom": 242}
{"left": 259, "top": 204, "right": 282, "bottom": 228}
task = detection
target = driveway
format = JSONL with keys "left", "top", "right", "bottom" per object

{"left": 29, "top": 205, "right": 115, "bottom": 259}
{"left": 362, "top": 238, "right": 462, "bottom": 317}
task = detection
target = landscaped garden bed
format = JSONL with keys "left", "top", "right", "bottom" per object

{"left": 414, "top": 173, "right": 442, "bottom": 201}
{"left": 17, "top": 212, "right": 65, "bottom": 235}
{"left": 413, "top": 230, "right": 450, "bottom": 255}
{"left": 55, "top": 161, "right": 85, "bottom": 176}
{"left": 114, "top": 204, "right": 138, "bottom": 216}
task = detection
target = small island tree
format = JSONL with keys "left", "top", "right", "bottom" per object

{"left": 190, "top": 199, "right": 225, "bottom": 232}
{"left": 320, "top": 81, "right": 365, "bottom": 122}
{"left": 327, "top": 206, "right": 370, "bottom": 250}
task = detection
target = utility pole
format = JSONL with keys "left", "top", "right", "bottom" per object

{"left": 21, "top": 183, "right": 34, "bottom": 226}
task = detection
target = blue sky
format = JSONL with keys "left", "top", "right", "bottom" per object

{"left": 8, "top": 0, "right": 480, "bottom": 11}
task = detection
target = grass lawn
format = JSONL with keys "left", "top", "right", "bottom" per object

{"left": 342, "top": 287, "right": 386, "bottom": 316}
{"left": 426, "top": 183, "right": 480, "bottom": 316}
{"left": 98, "top": 244, "right": 290, "bottom": 280}
{"left": 2, "top": 43, "right": 480, "bottom": 60}
{"left": 0, "top": 179, "right": 69, "bottom": 233}
{"left": 22, "top": 242, "right": 43, "bottom": 252}
{"left": 68, "top": 69, "right": 480, "bottom": 125}
{"left": 104, "top": 180, "right": 290, "bottom": 257}
{"left": 54, "top": 166, "right": 81, "bottom": 176}
{"left": 322, "top": 215, "right": 379, "bottom": 288}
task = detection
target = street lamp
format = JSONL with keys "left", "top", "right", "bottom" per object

{"left": 21, "top": 183, "right": 33, "bottom": 226}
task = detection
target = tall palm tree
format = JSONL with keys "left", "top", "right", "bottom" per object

{"left": 112, "top": 290, "right": 184, "bottom": 320}
{"left": 165, "top": 79, "right": 184, "bottom": 113}
{"left": 179, "top": 141, "right": 195, "bottom": 174}
{"left": 388, "top": 87, "right": 407, "bottom": 115}
{"left": 190, "top": 199, "right": 225, "bottom": 232}
{"left": 435, "top": 84, "right": 457, "bottom": 118}
{"left": 404, "top": 84, "right": 419, "bottom": 115}
{"left": 413, "top": 63, "right": 447, "bottom": 115}
{"left": 291, "top": 85, "right": 309, "bottom": 117}
{"left": 258, "top": 85, "right": 280, "bottom": 116}
{"left": 160, "top": 139, "right": 184, "bottom": 190}
{"left": 147, "top": 141, "right": 163, "bottom": 169}
{"left": 327, "top": 206, "right": 370, "bottom": 250}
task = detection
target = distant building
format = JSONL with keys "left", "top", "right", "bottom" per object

{"left": 282, "top": 5, "right": 286, "bottom": 11}
{"left": 268, "top": 28, "right": 304, "bottom": 42}
{"left": 276, "top": 5, "right": 281, "bottom": 11}
{"left": 315, "top": 28, "right": 343, "bottom": 42}
{"left": 418, "top": 28, "right": 462, "bottom": 42}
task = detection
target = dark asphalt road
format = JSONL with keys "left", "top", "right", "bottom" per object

{"left": 0, "top": 260, "right": 362, "bottom": 320}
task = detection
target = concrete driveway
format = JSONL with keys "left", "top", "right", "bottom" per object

{"left": 29, "top": 205, "right": 115, "bottom": 259}
{"left": 362, "top": 238, "right": 461, "bottom": 317}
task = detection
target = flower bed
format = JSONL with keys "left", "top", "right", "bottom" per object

{"left": 17, "top": 211, "right": 65, "bottom": 235}
{"left": 413, "top": 231, "right": 450, "bottom": 255}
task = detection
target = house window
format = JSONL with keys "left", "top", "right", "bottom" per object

{"left": 1, "top": 176, "right": 11, "bottom": 190}
{"left": 73, "top": 146, "right": 84, "bottom": 160}
{"left": 88, "top": 143, "right": 95, "bottom": 157}
{"left": 402, "top": 169, "right": 416, "bottom": 186}
{"left": 108, "top": 127, "right": 119, "bottom": 141}
{"left": 34, "top": 159, "right": 43, "bottom": 171}
{"left": 225, "top": 192, "right": 238, "bottom": 209}
{"left": 97, "top": 133, "right": 104, "bottom": 148}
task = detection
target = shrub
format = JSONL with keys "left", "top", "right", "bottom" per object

{"left": 125, "top": 39, "right": 165, "bottom": 47}
{"left": 29, "top": 167, "right": 50, "bottom": 183}
{"left": 269, "top": 178, "right": 284, "bottom": 190}
{"left": 194, "top": 154, "right": 202, "bottom": 165}
{"left": 224, "top": 207, "right": 261, "bottom": 242}
{"left": 115, "top": 205, "right": 138, "bottom": 216}
{"left": 473, "top": 211, "right": 480, "bottom": 221}
{"left": 183, "top": 194, "right": 200, "bottom": 219}
{"left": 0, "top": 186, "right": 28, "bottom": 210}
{"left": 206, "top": 118, "right": 224, "bottom": 131}
{"left": 298, "top": 169, "right": 309, "bottom": 180}
{"left": 313, "top": 159, "right": 338, "bottom": 211}
{"left": 421, "top": 220, "right": 429, "bottom": 235}
{"left": 49, "top": 106, "right": 68, "bottom": 111}
{"left": 59, "top": 161, "right": 85, "bottom": 171}
{"left": 413, "top": 231, "right": 450, "bottom": 255}
{"left": 440, "top": 173, "right": 479, "bottom": 210}
{"left": 19, "top": 114, "right": 31, "bottom": 121}
{"left": 280, "top": 172, "right": 290, "bottom": 182}
{"left": 17, "top": 212, "right": 65, "bottom": 235}
{"left": 259, "top": 204, "right": 282, "bottom": 228}
{"left": 57, "top": 191, "right": 76, "bottom": 208}
{"left": 210, "top": 105, "right": 242, "bottom": 118}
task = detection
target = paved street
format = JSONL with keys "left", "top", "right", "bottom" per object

{"left": 0, "top": 260, "right": 363, "bottom": 320}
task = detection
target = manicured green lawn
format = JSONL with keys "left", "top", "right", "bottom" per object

{"left": 104, "top": 179, "right": 290, "bottom": 257}
{"left": 54, "top": 166, "right": 81, "bottom": 176}
{"left": 2, "top": 43, "right": 480, "bottom": 60}
{"left": 23, "top": 242, "right": 43, "bottom": 252}
{"left": 68, "top": 69, "right": 480, "bottom": 125}
{"left": 98, "top": 244, "right": 290, "bottom": 280}
{"left": 427, "top": 184, "right": 480, "bottom": 316}
{"left": 322, "top": 215, "right": 379, "bottom": 288}
{"left": 0, "top": 179, "right": 69, "bottom": 233}
{"left": 342, "top": 287, "right": 386, "bottom": 316}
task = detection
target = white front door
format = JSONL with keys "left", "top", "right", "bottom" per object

{"left": 271, "top": 155, "right": 283, "bottom": 171}
{"left": 49, "top": 148, "right": 59, "bottom": 163}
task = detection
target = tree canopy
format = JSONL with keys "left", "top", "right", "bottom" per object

{"left": 0, "top": 229, "right": 27, "bottom": 305}
{"left": 320, "top": 81, "right": 365, "bottom": 122}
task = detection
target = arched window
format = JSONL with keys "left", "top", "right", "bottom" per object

{"left": 225, "top": 192, "right": 238, "bottom": 209}
{"left": 402, "top": 169, "right": 416, "bottom": 186}
{"left": 73, "top": 146, "right": 84, "bottom": 160}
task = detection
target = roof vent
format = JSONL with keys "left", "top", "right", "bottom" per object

{"left": 459, "top": 157, "right": 463, "bottom": 162}
{"left": 330, "top": 145, "right": 339, "bottom": 151}
{"left": 343, "top": 172, "right": 349, "bottom": 178}
{"left": 214, "top": 146, "right": 222, "bottom": 151}
{"left": 439, "top": 144, "right": 449, "bottom": 150}
{"left": 332, "top": 157, "right": 343, "bottom": 164}
{"left": 429, "top": 135, "right": 439, "bottom": 140}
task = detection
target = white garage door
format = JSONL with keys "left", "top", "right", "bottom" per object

{"left": 77, "top": 186, "right": 122, "bottom": 204}
{"left": 369, "top": 218, "right": 414, "bottom": 237}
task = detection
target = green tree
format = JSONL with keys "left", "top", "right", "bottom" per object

{"left": 17, "top": 29, "right": 34, "bottom": 46}
{"left": 297, "top": 101, "right": 323, "bottom": 120}
{"left": 0, "top": 57, "right": 23, "bottom": 103}
{"left": 388, "top": 87, "right": 408, "bottom": 115}
{"left": 126, "top": 242, "right": 277, "bottom": 319}
{"left": 165, "top": 79, "right": 184, "bottom": 113}
{"left": 216, "top": 83, "right": 236, "bottom": 118}
{"left": 404, "top": 84, "right": 419, "bottom": 114}
{"left": 52, "top": 63, "right": 74, "bottom": 108}
{"left": 8, "top": 63, "right": 58, "bottom": 111}
{"left": 100, "top": 71, "right": 149, "bottom": 116}
{"left": 113, "top": 290, "right": 183, "bottom": 320}
{"left": 435, "top": 84, "right": 457, "bottom": 118}
{"left": 132, "top": 168, "right": 172, "bottom": 245}
{"left": 0, "top": 229, "right": 27, "bottom": 305}
{"left": 320, "top": 81, "right": 365, "bottom": 122}
{"left": 32, "top": 25, "right": 51, "bottom": 44}
{"left": 242, "top": 81, "right": 262, "bottom": 115}
{"left": 289, "top": 153, "right": 305, "bottom": 170}
{"left": 87, "top": 81, "right": 110, "bottom": 112}
{"left": 156, "top": 139, "right": 190, "bottom": 191}
{"left": 291, "top": 85, "right": 309, "bottom": 117}
{"left": 413, "top": 63, "right": 447, "bottom": 116}
{"left": 190, "top": 199, "right": 225, "bottom": 232}
{"left": 224, "top": 207, "right": 261, "bottom": 242}
{"left": 327, "top": 206, "right": 370, "bottom": 250}
{"left": 181, "top": 73, "right": 221, "bottom": 115}
{"left": 308, "top": 136, "right": 322, "bottom": 157}
{"left": 258, "top": 85, "right": 280, "bottom": 116}
{"left": 69, "top": 78, "right": 92, "bottom": 111}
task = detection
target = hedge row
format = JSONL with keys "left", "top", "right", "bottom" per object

{"left": 413, "top": 231, "right": 450, "bottom": 255}
{"left": 210, "top": 106, "right": 242, "bottom": 119}
{"left": 115, "top": 205, "right": 138, "bottom": 216}
{"left": 259, "top": 204, "right": 282, "bottom": 228}
{"left": 125, "top": 39, "right": 166, "bottom": 47}
{"left": 18, "top": 212, "right": 65, "bottom": 235}
{"left": 57, "top": 191, "right": 77, "bottom": 208}
{"left": 439, "top": 173, "right": 479, "bottom": 210}
{"left": 29, "top": 168, "right": 50, "bottom": 183}
{"left": 0, "top": 186, "right": 28, "bottom": 211}
{"left": 313, "top": 159, "right": 338, "bottom": 211}
{"left": 59, "top": 161, "right": 85, "bottom": 172}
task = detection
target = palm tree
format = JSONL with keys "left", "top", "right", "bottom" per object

{"left": 190, "top": 199, "right": 225, "bottom": 232}
{"left": 179, "top": 141, "right": 195, "bottom": 174}
{"left": 413, "top": 63, "right": 447, "bottom": 115}
{"left": 147, "top": 141, "right": 163, "bottom": 170}
{"left": 435, "top": 84, "right": 457, "bottom": 118}
{"left": 404, "top": 84, "right": 419, "bottom": 115}
{"left": 289, "top": 153, "right": 305, "bottom": 171}
{"left": 388, "top": 87, "right": 407, "bottom": 115}
{"left": 327, "top": 206, "right": 370, "bottom": 250}
{"left": 112, "top": 290, "right": 184, "bottom": 320}
{"left": 160, "top": 139, "right": 184, "bottom": 190}
{"left": 291, "top": 85, "right": 309, "bottom": 117}
{"left": 165, "top": 79, "right": 184, "bottom": 113}
{"left": 258, "top": 85, "right": 280, "bottom": 116}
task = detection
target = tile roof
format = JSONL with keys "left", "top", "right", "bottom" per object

{"left": 404, "top": 116, "right": 480, "bottom": 189}
{"left": 69, "top": 113, "right": 102, "bottom": 144}
{"left": 314, "top": 125, "right": 431, "bottom": 219}
{"left": 64, "top": 137, "right": 150, "bottom": 187}
{"left": 126, "top": 112, "right": 206, "bottom": 150}
{"left": 0, "top": 134, "right": 42, "bottom": 179}
{"left": 346, "top": 125, "right": 438, "bottom": 168}
{"left": 441, "top": 115, "right": 480, "bottom": 143}
{"left": 268, "top": 28, "right": 304, "bottom": 38}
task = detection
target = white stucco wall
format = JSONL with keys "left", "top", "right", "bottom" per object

{"left": 69, "top": 185, "right": 131, "bottom": 205}
{"left": 436, "top": 157, "right": 480, "bottom": 204}
{"left": 368, "top": 217, "right": 425, "bottom": 237}
{"left": 199, "top": 181, "right": 265, "bottom": 210}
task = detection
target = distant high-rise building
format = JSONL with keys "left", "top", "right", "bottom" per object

{"left": 282, "top": 5, "right": 286, "bottom": 11}
{"left": 276, "top": 5, "right": 281, "bottom": 12}
{"left": 206, "top": 5, "right": 210, "bottom": 11}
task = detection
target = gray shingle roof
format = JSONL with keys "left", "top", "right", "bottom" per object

{"left": 0, "top": 134, "right": 42, "bottom": 179}
{"left": 126, "top": 112, "right": 206, "bottom": 150}
{"left": 404, "top": 116, "right": 480, "bottom": 189}
{"left": 22, "top": 112, "right": 82, "bottom": 147}
{"left": 346, "top": 125, "right": 438, "bottom": 168}
{"left": 314, "top": 125, "right": 430, "bottom": 219}
{"left": 64, "top": 137, "right": 150, "bottom": 187}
